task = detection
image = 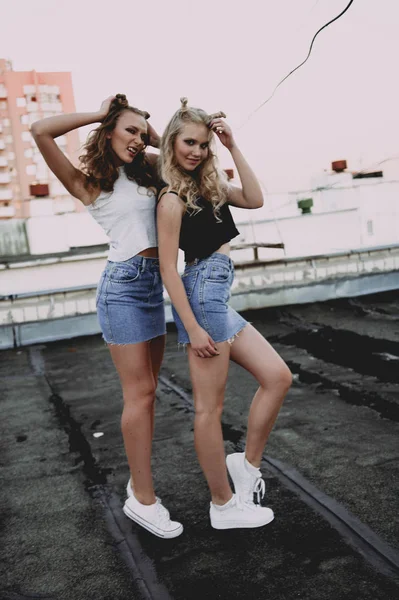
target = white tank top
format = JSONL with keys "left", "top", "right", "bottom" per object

{"left": 87, "top": 168, "right": 157, "bottom": 262}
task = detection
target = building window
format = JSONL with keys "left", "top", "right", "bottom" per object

{"left": 20, "top": 114, "right": 29, "bottom": 125}
{"left": 17, "top": 97, "right": 27, "bottom": 107}
{"left": 26, "top": 165, "right": 36, "bottom": 175}
{"left": 28, "top": 113, "right": 40, "bottom": 125}
{"left": 6, "top": 135, "right": 13, "bottom": 143}
{"left": 21, "top": 131, "right": 31, "bottom": 142}
{"left": 3, "top": 118, "right": 10, "bottom": 126}
{"left": 367, "top": 220, "right": 374, "bottom": 236}
{"left": 8, "top": 152, "right": 15, "bottom": 160}
{"left": 33, "top": 152, "right": 44, "bottom": 164}
{"left": 24, "top": 148, "right": 33, "bottom": 158}
{"left": 0, "top": 101, "right": 7, "bottom": 110}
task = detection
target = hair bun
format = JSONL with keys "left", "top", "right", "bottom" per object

{"left": 114, "top": 94, "right": 129, "bottom": 109}
{"left": 180, "top": 97, "right": 189, "bottom": 111}
{"left": 142, "top": 110, "right": 150, "bottom": 120}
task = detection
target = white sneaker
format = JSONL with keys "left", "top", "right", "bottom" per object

{"left": 123, "top": 494, "right": 183, "bottom": 539}
{"left": 126, "top": 478, "right": 134, "bottom": 498}
{"left": 126, "top": 479, "right": 161, "bottom": 502}
{"left": 210, "top": 494, "right": 274, "bottom": 530}
{"left": 226, "top": 452, "right": 268, "bottom": 505}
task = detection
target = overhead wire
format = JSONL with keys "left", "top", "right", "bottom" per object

{"left": 238, "top": 0, "right": 355, "bottom": 129}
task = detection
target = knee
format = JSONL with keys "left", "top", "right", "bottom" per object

{"left": 195, "top": 403, "right": 223, "bottom": 421}
{"left": 279, "top": 363, "right": 293, "bottom": 394}
{"left": 123, "top": 380, "right": 157, "bottom": 409}
{"left": 260, "top": 361, "right": 292, "bottom": 395}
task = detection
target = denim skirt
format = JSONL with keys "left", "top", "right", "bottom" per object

{"left": 96, "top": 255, "right": 166, "bottom": 345}
{"left": 172, "top": 252, "right": 248, "bottom": 345}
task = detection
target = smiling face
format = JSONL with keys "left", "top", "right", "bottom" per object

{"left": 108, "top": 110, "right": 148, "bottom": 165}
{"left": 174, "top": 122, "right": 210, "bottom": 172}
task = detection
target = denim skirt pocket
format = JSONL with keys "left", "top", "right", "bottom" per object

{"left": 203, "top": 267, "right": 231, "bottom": 308}
{"left": 182, "top": 270, "right": 199, "bottom": 301}
{"left": 205, "top": 263, "right": 230, "bottom": 284}
{"left": 109, "top": 263, "right": 140, "bottom": 284}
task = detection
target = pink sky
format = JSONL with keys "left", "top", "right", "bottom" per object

{"left": 1, "top": 0, "right": 398, "bottom": 190}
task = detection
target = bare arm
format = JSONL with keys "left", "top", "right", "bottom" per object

{"left": 31, "top": 97, "right": 113, "bottom": 205}
{"left": 145, "top": 152, "right": 159, "bottom": 168}
{"left": 209, "top": 118, "right": 263, "bottom": 210}
{"left": 157, "top": 193, "right": 219, "bottom": 358}
{"left": 226, "top": 144, "right": 264, "bottom": 209}
{"left": 146, "top": 121, "right": 160, "bottom": 149}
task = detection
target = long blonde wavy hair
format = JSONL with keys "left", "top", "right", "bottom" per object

{"left": 79, "top": 94, "right": 158, "bottom": 193}
{"left": 160, "top": 98, "right": 229, "bottom": 215}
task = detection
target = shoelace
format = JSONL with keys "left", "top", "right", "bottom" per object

{"left": 241, "top": 475, "right": 266, "bottom": 505}
{"left": 155, "top": 501, "right": 172, "bottom": 527}
{"left": 254, "top": 478, "right": 266, "bottom": 504}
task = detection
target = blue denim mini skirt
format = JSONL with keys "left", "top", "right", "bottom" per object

{"left": 172, "top": 252, "right": 248, "bottom": 345}
{"left": 96, "top": 255, "right": 166, "bottom": 345}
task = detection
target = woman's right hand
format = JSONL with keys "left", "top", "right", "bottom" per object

{"left": 98, "top": 96, "right": 116, "bottom": 121}
{"left": 188, "top": 326, "right": 219, "bottom": 358}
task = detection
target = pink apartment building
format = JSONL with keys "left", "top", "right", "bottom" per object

{"left": 0, "top": 58, "right": 82, "bottom": 219}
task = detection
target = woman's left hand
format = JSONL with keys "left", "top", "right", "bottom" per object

{"left": 209, "top": 118, "right": 235, "bottom": 150}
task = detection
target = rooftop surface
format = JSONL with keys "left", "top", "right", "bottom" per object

{"left": 1, "top": 292, "right": 399, "bottom": 600}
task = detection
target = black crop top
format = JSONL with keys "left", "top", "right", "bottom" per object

{"left": 160, "top": 191, "right": 239, "bottom": 262}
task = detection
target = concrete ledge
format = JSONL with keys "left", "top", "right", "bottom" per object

{"left": 1, "top": 244, "right": 398, "bottom": 349}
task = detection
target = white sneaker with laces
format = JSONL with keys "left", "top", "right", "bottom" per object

{"left": 210, "top": 493, "right": 274, "bottom": 529}
{"left": 226, "top": 452, "right": 269, "bottom": 505}
{"left": 123, "top": 494, "right": 183, "bottom": 539}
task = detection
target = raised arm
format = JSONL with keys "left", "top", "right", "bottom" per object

{"left": 146, "top": 120, "right": 161, "bottom": 149}
{"left": 31, "top": 97, "right": 114, "bottom": 205}
{"left": 209, "top": 118, "right": 264, "bottom": 210}
{"left": 157, "top": 193, "right": 219, "bottom": 358}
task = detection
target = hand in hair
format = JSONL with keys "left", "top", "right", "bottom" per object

{"left": 98, "top": 96, "right": 117, "bottom": 120}
{"left": 209, "top": 116, "right": 235, "bottom": 151}
{"left": 99, "top": 94, "right": 139, "bottom": 121}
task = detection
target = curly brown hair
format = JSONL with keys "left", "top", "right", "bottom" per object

{"left": 79, "top": 94, "right": 159, "bottom": 193}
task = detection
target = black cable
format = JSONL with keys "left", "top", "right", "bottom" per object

{"left": 239, "top": 0, "right": 355, "bottom": 127}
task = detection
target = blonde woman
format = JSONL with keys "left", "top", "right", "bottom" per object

{"left": 32, "top": 95, "right": 182, "bottom": 539}
{"left": 157, "top": 98, "right": 292, "bottom": 529}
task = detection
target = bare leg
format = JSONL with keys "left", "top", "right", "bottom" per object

{"left": 149, "top": 334, "right": 166, "bottom": 438}
{"left": 230, "top": 324, "right": 292, "bottom": 467}
{"left": 187, "top": 343, "right": 232, "bottom": 505}
{"left": 109, "top": 342, "right": 158, "bottom": 505}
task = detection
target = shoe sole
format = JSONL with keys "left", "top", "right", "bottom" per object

{"left": 123, "top": 503, "right": 183, "bottom": 539}
{"left": 211, "top": 512, "right": 274, "bottom": 530}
